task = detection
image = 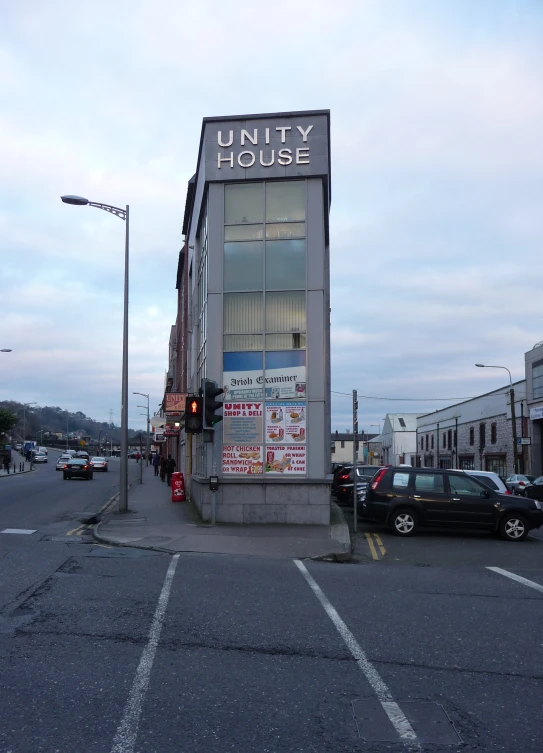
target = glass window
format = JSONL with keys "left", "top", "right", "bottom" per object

{"left": 224, "top": 241, "right": 263, "bottom": 291}
{"left": 223, "top": 335, "right": 263, "bottom": 351}
{"left": 392, "top": 472, "right": 410, "bottom": 488}
{"left": 224, "top": 293, "right": 263, "bottom": 334}
{"left": 265, "top": 222, "right": 305, "bottom": 240}
{"left": 414, "top": 473, "right": 445, "bottom": 493}
{"left": 266, "top": 181, "right": 305, "bottom": 222}
{"left": 471, "top": 474, "right": 499, "bottom": 491}
{"left": 265, "top": 239, "right": 305, "bottom": 290}
{"left": 431, "top": 435, "right": 434, "bottom": 449}
{"left": 532, "top": 359, "right": 543, "bottom": 399}
{"left": 459, "top": 456, "right": 475, "bottom": 470}
{"left": 265, "top": 333, "right": 306, "bottom": 350}
{"left": 479, "top": 424, "right": 486, "bottom": 447}
{"left": 225, "top": 183, "right": 264, "bottom": 225}
{"left": 448, "top": 475, "right": 486, "bottom": 496}
{"left": 223, "top": 351, "right": 264, "bottom": 401}
{"left": 225, "top": 225, "right": 264, "bottom": 242}
{"left": 266, "top": 291, "right": 306, "bottom": 332}
{"left": 490, "top": 423, "right": 497, "bottom": 444}
{"left": 469, "top": 427, "right": 474, "bottom": 446}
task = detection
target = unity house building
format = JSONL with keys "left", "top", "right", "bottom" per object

{"left": 164, "top": 110, "right": 332, "bottom": 524}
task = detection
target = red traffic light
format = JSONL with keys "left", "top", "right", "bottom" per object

{"left": 189, "top": 399, "right": 199, "bottom": 414}
{"left": 185, "top": 395, "right": 203, "bottom": 434}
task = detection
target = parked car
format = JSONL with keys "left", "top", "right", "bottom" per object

{"left": 505, "top": 474, "right": 536, "bottom": 495}
{"left": 335, "top": 465, "right": 382, "bottom": 504}
{"left": 525, "top": 477, "right": 543, "bottom": 502}
{"left": 462, "top": 470, "right": 511, "bottom": 495}
{"left": 33, "top": 452, "right": 48, "bottom": 463}
{"left": 56, "top": 454, "right": 73, "bottom": 471}
{"left": 90, "top": 456, "right": 108, "bottom": 472}
{"left": 14, "top": 443, "right": 23, "bottom": 451}
{"left": 361, "top": 466, "right": 543, "bottom": 541}
{"left": 62, "top": 459, "right": 93, "bottom": 480}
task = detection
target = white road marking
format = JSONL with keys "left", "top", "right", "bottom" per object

{"left": 1, "top": 529, "right": 37, "bottom": 535}
{"left": 294, "top": 559, "right": 417, "bottom": 743}
{"left": 110, "top": 553, "right": 180, "bottom": 753}
{"left": 487, "top": 566, "right": 543, "bottom": 594}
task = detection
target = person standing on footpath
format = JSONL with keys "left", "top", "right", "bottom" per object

{"left": 165, "top": 454, "right": 176, "bottom": 486}
{"left": 159, "top": 455, "right": 167, "bottom": 482}
{"left": 153, "top": 452, "right": 160, "bottom": 477}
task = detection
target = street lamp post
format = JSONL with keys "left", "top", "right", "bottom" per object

{"left": 23, "top": 402, "right": 36, "bottom": 444}
{"left": 61, "top": 195, "right": 129, "bottom": 512}
{"left": 134, "top": 392, "right": 150, "bottom": 466}
{"left": 475, "top": 363, "right": 518, "bottom": 474}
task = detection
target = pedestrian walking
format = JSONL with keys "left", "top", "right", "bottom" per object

{"left": 153, "top": 452, "right": 160, "bottom": 477}
{"left": 159, "top": 456, "right": 167, "bottom": 482}
{"left": 165, "top": 454, "right": 176, "bottom": 486}
{"left": 135, "top": 451, "right": 141, "bottom": 463}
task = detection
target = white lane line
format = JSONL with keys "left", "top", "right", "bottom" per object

{"left": 487, "top": 566, "right": 543, "bottom": 594}
{"left": 294, "top": 560, "right": 417, "bottom": 743}
{"left": 110, "top": 554, "right": 180, "bottom": 753}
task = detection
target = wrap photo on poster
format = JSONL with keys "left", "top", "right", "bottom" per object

{"left": 223, "top": 402, "right": 263, "bottom": 444}
{"left": 223, "top": 445, "right": 263, "bottom": 475}
{"left": 223, "top": 352, "right": 264, "bottom": 401}
{"left": 264, "top": 351, "right": 306, "bottom": 400}
{"left": 265, "top": 445, "right": 306, "bottom": 475}
{"left": 265, "top": 401, "right": 306, "bottom": 443}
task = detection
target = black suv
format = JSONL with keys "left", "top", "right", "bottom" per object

{"left": 362, "top": 466, "right": 543, "bottom": 541}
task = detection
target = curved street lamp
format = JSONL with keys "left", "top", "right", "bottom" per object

{"left": 1, "top": 349, "right": 12, "bottom": 353}
{"left": 61, "top": 194, "right": 129, "bottom": 512}
{"left": 475, "top": 363, "right": 518, "bottom": 473}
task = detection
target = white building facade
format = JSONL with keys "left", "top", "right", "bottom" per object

{"left": 415, "top": 381, "right": 528, "bottom": 477}
{"left": 380, "top": 414, "right": 421, "bottom": 466}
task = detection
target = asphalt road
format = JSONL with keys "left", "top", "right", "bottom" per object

{"left": 1, "top": 462, "right": 542, "bottom": 752}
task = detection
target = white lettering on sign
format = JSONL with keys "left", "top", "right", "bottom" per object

{"left": 216, "top": 125, "right": 316, "bottom": 169}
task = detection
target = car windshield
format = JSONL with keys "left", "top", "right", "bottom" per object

{"left": 91, "top": 457, "right": 105, "bottom": 462}
{"left": 69, "top": 459, "right": 86, "bottom": 465}
{"left": 519, "top": 475, "right": 535, "bottom": 483}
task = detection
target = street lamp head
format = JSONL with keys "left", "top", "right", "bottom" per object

{"left": 1, "top": 349, "right": 12, "bottom": 352}
{"left": 61, "top": 194, "right": 89, "bottom": 206}
{"left": 475, "top": 363, "right": 485, "bottom": 368}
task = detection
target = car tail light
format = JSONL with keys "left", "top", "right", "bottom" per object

{"left": 63, "top": 465, "right": 68, "bottom": 468}
{"left": 371, "top": 468, "right": 387, "bottom": 490}
{"left": 83, "top": 465, "right": 87, "bottom": 469}
{"left": 505, "top": 490, "right": 512, "bottom": 495}
{"left": 519, "top": 481, "right": 525, "bottom": 486}
{"left": 339, "top": 473, "right": 350, "bottom": 481}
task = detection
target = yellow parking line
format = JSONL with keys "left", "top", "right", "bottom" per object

{"left": 365, "top": 532, "right": 379, "bottom": 560}
{"left": 66, "top": 526, "right": 81, "bottom": 536}
{"left": 374, "top": 533, "right": 386, "bottom": 557}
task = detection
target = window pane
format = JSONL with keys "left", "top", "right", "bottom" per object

{"left": 223, "top": 351, "right": 264, "bottom": 400}
{"left": 265, "top": 350, "right": 306, "bottom": 400}
{"left": 266, "top": 333, "right": 306, "bottom": 350}
{"left": 224, "top": 293, "right": 263, "bottom": 333}
{"left": 225, "top": 183, "right": 264, "bottom": 224}
{"left": 224, "top": 335, "right": 263, "bottom": 351}
{"left": 265, "top": 222, "right": 305, "bottom": 240}
{"left": 265, "top": 240, "right": 305, "bottom": 290}
{"left": 266, "top": 181, "right": 305, "bottom": 222}
{"left": 224, "top": 241, "right": 263, "bottom": 291}
{"left": 414, "top": 473, "right": 444, "bottom": 493}
{"left": 265, "top": 291, "right": 306, "bottom": 332}
{"left": 225, "top": 225, "right": 264, "bottom": 241}
{"left": 448, "top": 475, "right": 485, "bottom": 495}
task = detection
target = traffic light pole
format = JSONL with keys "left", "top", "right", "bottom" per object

{"left": 353, "top": 389, "right": 358, "bottom": 533}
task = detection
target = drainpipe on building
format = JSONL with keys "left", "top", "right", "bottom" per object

{"left": 436, "top": 423, "right": 440, "bottom": 469}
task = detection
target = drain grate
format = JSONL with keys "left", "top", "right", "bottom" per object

{"left": 352, "top": 699, "right": 462, "bottom": 745}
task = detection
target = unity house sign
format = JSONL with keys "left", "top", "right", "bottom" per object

{"left": 216, "top": 125, "right": 314, "bottom": 169}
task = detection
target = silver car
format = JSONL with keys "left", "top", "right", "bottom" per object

{"left": 56, "top": 454, "right": 73, "bottom": 471}
{"left": 33, "top": 453, "right": 48, "bottom": 463}
{"left": 90, "top": 457, "right": 108, "bottom": 472}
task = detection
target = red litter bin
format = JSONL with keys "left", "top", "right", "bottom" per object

{"left": 171, "top": 472, "right": 185, "bottom": 502}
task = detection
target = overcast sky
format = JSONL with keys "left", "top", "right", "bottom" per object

{"left": 1, "top": 0, "right": 542, "bottom": 433}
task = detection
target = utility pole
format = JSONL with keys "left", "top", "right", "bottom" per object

{"left": 510, "top": 388, "right": 519, "bottom": 474}
{"left": 352, "top": 390, "right": 358, "bottom": 533}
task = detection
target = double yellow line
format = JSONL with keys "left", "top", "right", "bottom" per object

{"left": 365, "top": 531, "right": 386, "bottom": 560}
{"left": 66, "top": 493, "right": 119, "bottom": 537}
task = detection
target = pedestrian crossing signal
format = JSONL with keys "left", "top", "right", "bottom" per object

{"left": 185, "top": 395, "right": 203, "bottom": 434}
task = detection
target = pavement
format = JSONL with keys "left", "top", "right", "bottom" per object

{"left": 95, "top": 464, "right": 351, "bottom": 560}
{"left": 0, "top": 450, "right": 33, "bottom": 477}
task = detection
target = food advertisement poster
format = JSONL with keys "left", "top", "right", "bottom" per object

{"left": 164, "top": 393, "right": 187, "bottom": 413}
{"left": 223, "top": 403, "right": 263, "bottom": 444}
{"left": 264, "top": 351, "right": 306, "bottom": 400}
{"left": 223, "top": 352, "right": 264, "bottom": 401}
{"left": 222, "top": 445, "right": 263, "bottom": 475}
{"left": 265, "top": 402, "right": 306, "bottom": 444}
{"left": 265, "top": 446, "right": 306, "bottom": 474}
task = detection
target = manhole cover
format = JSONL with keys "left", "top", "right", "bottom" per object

{"left": 352, "top": 699, "right": 462, "bottom": 744}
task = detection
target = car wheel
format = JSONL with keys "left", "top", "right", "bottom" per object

{"left": 390, "top": 508, "right": 418, "bottom": 537}
{"left": 499, "top": 514, "right": 528, "bottom": 541}
{"left": 63, "top": 473, "right": 68, "bottom": 480}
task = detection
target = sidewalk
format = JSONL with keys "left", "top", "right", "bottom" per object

{"left": 94, "top": 467, "right": 351, "bottom": 561}
{"left": 0, "top": 451, "right": 33, "bottom": 477}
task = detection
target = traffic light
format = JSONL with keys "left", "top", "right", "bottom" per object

{"left": 203, "top": 379, "right": 224, "bottom": 427}
{"left": 185, "top": 395, "right": 203, "bottom": 434}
